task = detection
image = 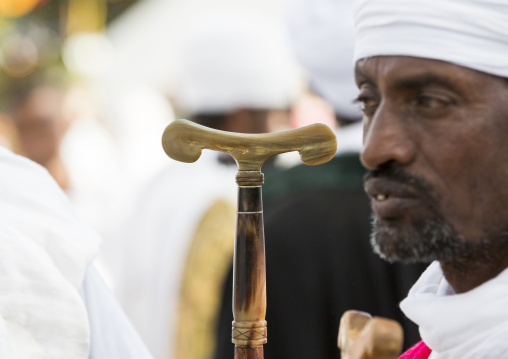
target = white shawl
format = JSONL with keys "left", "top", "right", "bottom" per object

{"left": 0, "top": 146, "right": 100, "bottom": 358}
{"left": 401, "top": 261, "right": 508, "bottom": 359}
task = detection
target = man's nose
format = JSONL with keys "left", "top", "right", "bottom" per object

{"left": 360, "top": 105, "right": 416, "bottom": 170}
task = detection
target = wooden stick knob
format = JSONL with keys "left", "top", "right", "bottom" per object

{"left": 161, "top": 119, "right": 337, "bottom": 172}
{"left": 338, "top": 310, "right": 403, "bottom": 359}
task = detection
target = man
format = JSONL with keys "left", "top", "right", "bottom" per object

{"left": 0, "top": 145, "right": 153, "bottom": 358}
{"left": 213, "top": 1, "right": 426, "bottom": 358}
{"left": 352, "top": 0, "right": 508, "bottom": 357}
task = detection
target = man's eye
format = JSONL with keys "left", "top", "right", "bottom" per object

{"left": 416, "top": 96, "right": 449, "bottom": 110}
{"left": 355, "top": 96, "right": 379, "bottom": 114}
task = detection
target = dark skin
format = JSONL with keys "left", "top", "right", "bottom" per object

{"left": 356, "top": 55, "right": 508, "bottom": 294}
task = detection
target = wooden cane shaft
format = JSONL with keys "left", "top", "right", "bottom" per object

{"left": 232, "top": 185, "right": 267, "bottom": 348}
{"left": 235, "top": 346, "right": 264, "bottom": 359}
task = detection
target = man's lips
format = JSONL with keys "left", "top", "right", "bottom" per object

{"left": 364, "top": 178, "right": 422, "bottom": 219}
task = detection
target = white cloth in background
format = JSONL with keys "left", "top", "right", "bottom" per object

{"left": 286, "top": 0, "right": 360, "bottom": 120}
{"left": 61, "top": 85, "right": 173, "bottom": 248}
{"left": 0, "top": 146, "right": 98, "bottom": 358}
{"left": 335, "top": 121, "right": 363, "bottom": 155}
{"left": 400, "top": 261, "right": 508, "bottom": 358}
{"left": 102, "top": 151, "right": 237, "bottom": 359}
{"left": 0, "top": 146, "right": 152, "bottom": 359}
{"left": 173, "top": 7, "right": 302, "bottom": 115}
{"left": 352, "top": 0, "right": 508, "bottom": 78}
{"left": 82, "top": 267, "right": 153, "bottom": 359}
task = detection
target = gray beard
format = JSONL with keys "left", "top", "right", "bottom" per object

{"left": 365, "top": 165, "right": 494, "bottom": 264}
{"left": 370, "top": 214, "right": 484, "bottom": 264}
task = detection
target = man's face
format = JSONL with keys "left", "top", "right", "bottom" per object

{"left": 14, "top": 86, "right": 67, "bottom": 166}
{"left": 356, "top": 56, "right": 508, "bottom": 263}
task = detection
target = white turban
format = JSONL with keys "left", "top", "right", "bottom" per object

{"left": 353, "top": 0, "right": 508, "bottom": 78}
{"left": 174, "top": 8, "right": 303, "bottom": 115}
{"left": 286, "top": 0, "right": 361, "bottom": 120}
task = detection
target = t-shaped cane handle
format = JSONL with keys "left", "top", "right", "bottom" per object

{"left": 162, "top": 119, "right": 337, "bottom": 359}
{"left": 162, "top": 119, "right": 336, "bottom": 173}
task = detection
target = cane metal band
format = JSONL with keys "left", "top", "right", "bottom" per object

{"left": 232, "top": 321, "right": 268, "bottom": 347}
{"left": 236, "top": 171, "right": 264, "bottom": 187}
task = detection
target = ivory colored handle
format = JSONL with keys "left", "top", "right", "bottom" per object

{"left": 161, "top": 119, "right": 337, "bottom": 171}
{"left": 338, "top": 310, "right": 403, "bottom": 359}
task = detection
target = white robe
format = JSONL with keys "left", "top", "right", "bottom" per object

{"left": 0, "top": 146, "right": 152, "bottom": 359}
{"left": 401, "top": 261, "right": 508, "bottom": 359}
{"left": 100, "top": 151, "right": 237, "bottom": 359}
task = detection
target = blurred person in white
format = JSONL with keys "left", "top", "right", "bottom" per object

{"left": 6, "top": 75, "right": 126, "bottom": 244}
{"left": 0, "top": 112, "right": 22, "bottom": 154}
{"left": 0, "top": 145, "right": 153, "bottom": 358}
{"left": 100, "top": 6, "right": 303, "bottom": 359}
{"left": 287, "top": 0, "right": 362, "bottom": 133}
{"left": 8, "top": 78, "right": 72, "bottom": 191}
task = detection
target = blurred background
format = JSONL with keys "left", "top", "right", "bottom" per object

{"left": 0, "top": 0, "right": 320, "bottom": 241}
{"left": 0, "top": 0, "right": 316, "bottom": 356}
{"left": 0, "top": 0, "right": 171, "bottom": 241}
{"left": 1, "top": 2, "right": 396, "bottom": 359}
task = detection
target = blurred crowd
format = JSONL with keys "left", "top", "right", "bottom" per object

{"left": 0, "top": 0, "right": 424, "bottom": 359}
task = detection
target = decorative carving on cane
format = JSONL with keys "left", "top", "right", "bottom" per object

{"left": 338, "top": 310, "right": 404, "bottom": 359}
{"left": 162, "top": 119, "right": 337, "bottom": 359}
{"left": 232, "top": 321, "right": 267, "bottom": 346}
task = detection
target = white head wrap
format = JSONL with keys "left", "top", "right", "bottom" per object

{"left": 174, "top": 8, "right": 303, "bottom": 115}
{"left": 353, "top": 0, "right": 508, "bottom": 78}
{"left": 286, "top": 0, "right": 361, "bottom": 120}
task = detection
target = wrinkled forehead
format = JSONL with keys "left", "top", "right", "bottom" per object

{"left": 355, "top": 56, "right": 471, "bottom": 86}
{"left": 353, "top": 55, "right": 508, "bottom": 99}
{"left": 352, "top": 0, "right": 508, "bottom": 79}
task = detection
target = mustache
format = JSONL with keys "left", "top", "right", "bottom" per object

{"left": 364, "top": 164, "right": 432, "bottom": 195}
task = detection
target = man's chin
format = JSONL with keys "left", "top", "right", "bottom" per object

{"left": 371, "top": 228, "right": 437, "bottom": 264}
{"left": 370, "top": 215, "right": 465, "bottom": 264}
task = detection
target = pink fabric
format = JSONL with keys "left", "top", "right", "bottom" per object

{"left": 398, "top": 341, "right": 432, "bottom": 359}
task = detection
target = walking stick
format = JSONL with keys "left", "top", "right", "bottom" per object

{"left": 161, "top": 119, "right": 337, "bottom": 359}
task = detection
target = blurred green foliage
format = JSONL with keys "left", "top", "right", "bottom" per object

{"left": 0, "top": 0, "right": 138, "bottom": 113}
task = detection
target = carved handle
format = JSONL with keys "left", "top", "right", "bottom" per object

{"left": 338, "top": 310, "right": 403, "bottom": 359}
{"left": 161, "top": 119, "right": 337, "bottom": 172}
